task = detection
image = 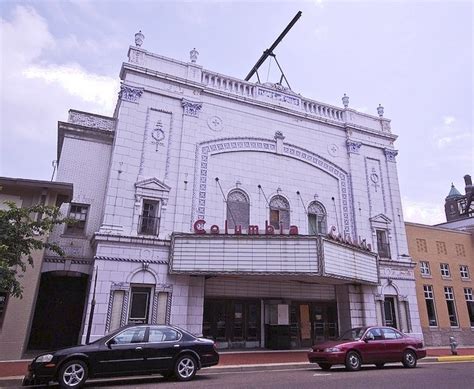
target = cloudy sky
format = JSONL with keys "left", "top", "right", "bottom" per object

{"left": 0, "top": 0, "right": 472, "bottom": 225}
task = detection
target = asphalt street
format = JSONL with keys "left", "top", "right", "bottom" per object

{"left": 4, "top": 361, "right": 472, "bottom": 389}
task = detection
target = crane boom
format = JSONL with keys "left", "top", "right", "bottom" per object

{"left": 244, "top": 11, "right": 302, "bottom": 82}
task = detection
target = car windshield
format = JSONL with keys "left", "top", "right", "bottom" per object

{"left": 338, "top": 328, "right": 366, "bottom": 341}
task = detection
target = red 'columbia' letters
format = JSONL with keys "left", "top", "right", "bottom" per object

{"left": 193, "top": 219, "right": 299, "bottom": 235}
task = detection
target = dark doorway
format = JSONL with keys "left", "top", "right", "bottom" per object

{"left": 28, "top": 272, "right": 89, "bottom": 350}
{"left": 290, "top": 302, "right": 338, "bottom": 348}
{"left": 203, "top": 299, "right": 260, "bottom": 347}
{"left": 384, "top": 297, "right": 398, "bottom": 328}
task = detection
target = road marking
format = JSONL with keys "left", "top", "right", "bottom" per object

{"left": 313, "top": 373, "right": 332, "bottom": 376}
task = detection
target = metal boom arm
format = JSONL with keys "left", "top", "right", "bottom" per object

{"left": 244, "top": 11, "right": 302, "bottom": 82}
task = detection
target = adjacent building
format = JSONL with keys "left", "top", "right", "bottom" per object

{"left": 29, "top": 31, "right": 422, "bottom": 351}
{"left": 407, "top": 222, "right": 473, "bottom": 346}
{"left": 0, "top": 177, "right": 72, "bottom": 360}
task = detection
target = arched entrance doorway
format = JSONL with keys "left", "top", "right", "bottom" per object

{"left": 28, "top": 271, "right": 89, "bottom": 350}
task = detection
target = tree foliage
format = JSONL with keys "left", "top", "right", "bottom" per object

{"left": 0, "top": 202, "right": 69, "bottom": 298}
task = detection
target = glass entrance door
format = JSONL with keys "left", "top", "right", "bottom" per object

{"left": 384, "top": 297, "right": 398, "bottom": 328}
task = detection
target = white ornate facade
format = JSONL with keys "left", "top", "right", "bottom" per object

{"left": 48, "top": 37, "right": 422, "bottom": 348}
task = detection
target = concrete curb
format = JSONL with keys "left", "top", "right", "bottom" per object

{"left": 437, "top": 355, "right": 474, "bottom": 362}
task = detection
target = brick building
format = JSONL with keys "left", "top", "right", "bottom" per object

{"left": 406, "top": 222, "right": 473, "bottom": 346}
{"left": 0, "top": 177, "right": 72, "bottom": 359}
{"left": 29, "top": 32, "right": 422, "bottom": 350}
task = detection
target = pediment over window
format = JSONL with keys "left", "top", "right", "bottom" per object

{"left": 369, "top": 214, "right": 392, "bottom": 224}
{"left": 135, "top": 178, "right": 171, "bottom": 201}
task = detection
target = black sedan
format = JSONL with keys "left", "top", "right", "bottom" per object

{"left": 23, "top": 325, "right": 219, "bottom": 388}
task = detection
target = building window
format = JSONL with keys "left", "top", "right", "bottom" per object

{"left": 0, "top": 291, "right": 8, "bottom": 328}
{"left": 420, "top": 261, "right": 431, "bottom": 276}
{"left": 423, "top": 285, "right": 437, "bottom": 326}
{"left": 444, "top": 286, "right": 458, "bottom": 327}
{"left": 376, "top": 230, "right": 391, "bottom": 258}
{"left": 65, "top": 203, "right": 89, "bottom": 234}
{"left": 128, "top": 286, "right": 152, "bottom": 324}
{"left": 436, "top": 241, "right": 447, "bottom": 255}
{"left": 416, "top": 238, "right": 428, "bottom": 253}
{"left": 460, "top": 265, "right": 470, "bottom": 280}
{"left": 227, "top": 189, "right": 250, "bottom": 229}
{"left": 269, "top": 195, "right": 290, "bottom": 230}
{"left": 464, "top": 288, "right": 474, "bottom": 327}
{"left": 440, "top": 263, "right": 451, "bottom": 278}
{"left": 138, "top": 200, "right": 160, "bottom": 235}
{"left": 307, "top": 201, "right": 327, "bottom": 235}
{"left": 455, "top": 244, "right": 466, "bottom": 257}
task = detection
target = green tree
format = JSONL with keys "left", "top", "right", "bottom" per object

{"left": 0, "top": 202, "right": 69, "bottom": 298}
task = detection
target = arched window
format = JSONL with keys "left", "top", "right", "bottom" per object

{"left": 269, "top": 195, "right": 290, "bottom": 229}
{"left": 308, "top": 201, "right": 327, "bottom": 235}
{"left": 227, "top": 189, "right": 250, "bottom": 229}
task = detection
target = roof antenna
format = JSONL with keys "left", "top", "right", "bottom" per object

{"left": 245, "top": 11, "right": 302, "bottom": 90}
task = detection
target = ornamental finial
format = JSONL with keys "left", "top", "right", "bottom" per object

{"left": 377, "top": 103, "right": 384, "bottom": 117}
{"left": 342, "top": 93, "right": 349, "bottom": 108}
{"left": 135, "top": 30, "right": 144, "bottom": 47}
{"left": 190, "top": 48, "right": 199, "bottom": 63}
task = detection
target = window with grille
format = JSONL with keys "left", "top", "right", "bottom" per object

{"left": 440, "top": 263, "right": 450, "bottom": 277}
{"left": 139, "top": 200, "right": 160, "bottom": 235}
{"left": 416, "top": 238, "right": 428, "bottom": 253}
{"left": 226, "top": 189, "right": 250, "bottom": 229}
{"left": 65, "top": 203, "right": 89, "bottom": 234}
{"left": 460, "top": 265, "right": 470, "bottom": 280}
{"left": 444, "top": 286, "right": 458, "bottom": 327}
{"left": 376, "top": 229, "right": 391, "bottom": 258}
{"left": 455, "top": 244, "right": 466, "bottom": 257}
{"left": 420, "top": 261, "right": 431, "bottom": 276}
{"left": 307, "top": 201, "right": 327, "bottom": 235}
{"left": 436, "top": 241, "right": 447, "bottom": 255}
{"left": 464, "top": 288, "right": 474, "bottom": 327}
{"left": 423, "top": 285, "right": 437, "bottom": 326}
{"left": 269, "top": 195, "right": 290, "bottom": 229}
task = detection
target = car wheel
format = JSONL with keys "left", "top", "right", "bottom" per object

{"left": 58, "top": 360, "right": 88, "bottom": 388}
{"left": 318, "top": 363, "right": 332, "bottom": 371}
{"left": 402, "top": 350, "right": 417, "bottom": 368}
{"left": 345, "top": 351, "right": 362, "bottom": 371}
{"left": 375, "top": 363, "right": 385, "bottom": 369}
{"left": 174, "top": 355, "right": 197, "bottom": 381}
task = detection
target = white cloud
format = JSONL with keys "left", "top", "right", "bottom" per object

{"left": 402, "top": 196, "right": 446, "bottom": 225}
{"left": 443, "top": 115, "right": 455, "bottom": 126}
{"left": 0, "top": 5, "right": 118, "bottom": 179}
{"left": 23, "top": 64, "right": 117, "bottom": 112}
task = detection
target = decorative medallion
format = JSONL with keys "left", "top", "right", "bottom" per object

{"left": 151, "top": 120, "right": 165, "bottom": 151}
{"left": 328, "top": 143, "right": 339, "bottom": 157}
{"left": 207, "top": 116, "right": 223, "bottom": 131}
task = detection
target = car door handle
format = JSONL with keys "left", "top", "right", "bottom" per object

{"left": 173, "top": 344, "right": 180, "bottom": 348}
{"left": 135, "top": 346, "right": 143, "bottom": 351}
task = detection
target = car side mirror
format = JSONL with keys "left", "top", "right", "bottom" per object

{"left": 108, "top": 338, "right": 116, "bottom": 348}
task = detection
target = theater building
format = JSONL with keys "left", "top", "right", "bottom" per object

{"left": 42, "top": 32, "right": 422, "bottom": 350}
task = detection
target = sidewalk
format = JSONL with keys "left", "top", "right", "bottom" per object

{"left": 1, "top": 347, "right": 473, "bottom": 380}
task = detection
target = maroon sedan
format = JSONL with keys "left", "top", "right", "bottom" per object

{"left": 308, "top": 326, "right": 426, "bottom": 371}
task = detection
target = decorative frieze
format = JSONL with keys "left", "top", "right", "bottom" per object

{"left": 68, "top": 110, "right": 115, "bottom": 131}
{"left": 257, "top": 86, "right": 300, "bottom": 107}
{"left": 384, "top": 148, "right": 398, "bottom": 162}
{"left": 182, "top": 99, "right": 203, "bottom": 117}
{"left": 346, "top": 139, "right": 362, "bottom": 154}
{"left": 119, "top": 84, "right": 144, "bottom": 103}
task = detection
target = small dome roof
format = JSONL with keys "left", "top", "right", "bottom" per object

{"left": 446, "top": 183, "right": 462, "bottom": 199}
